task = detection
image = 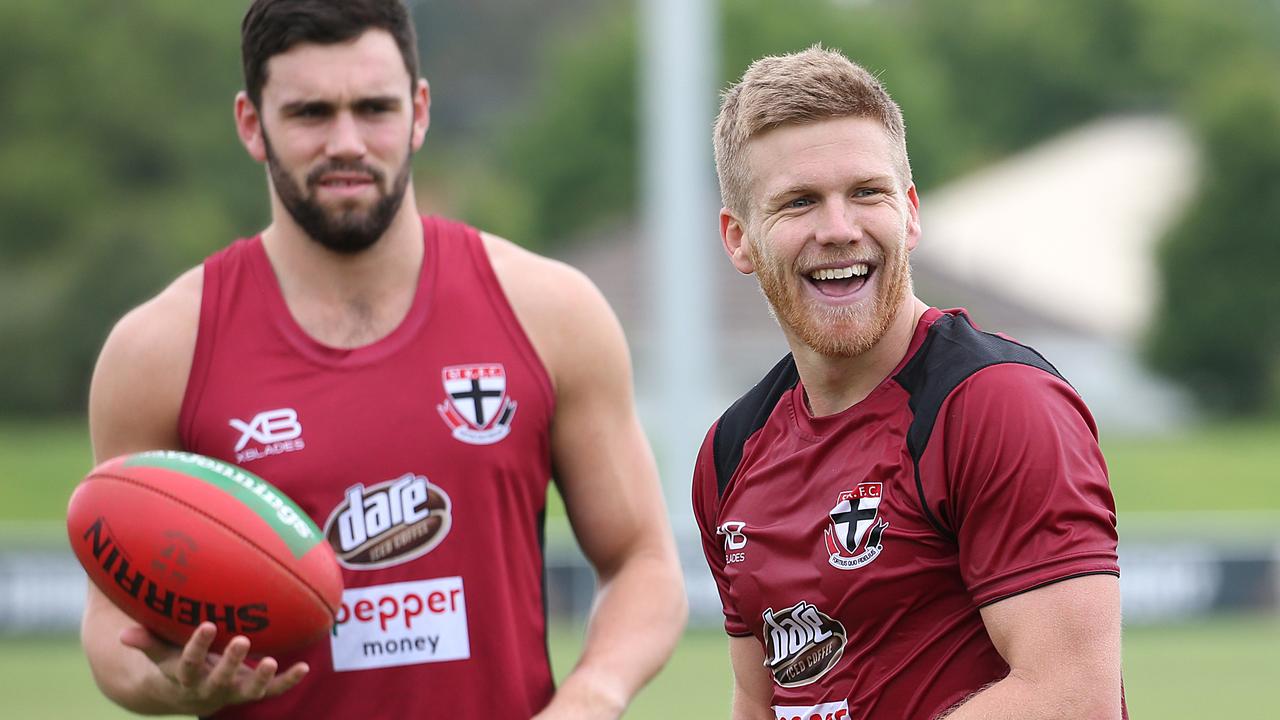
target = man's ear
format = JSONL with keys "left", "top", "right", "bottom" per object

{"left": 411, "top": 78, "right": 431, "bottom": 151}
{"left": 905, "top": 184, "right": 922, "bottom": 252}
{"left": 234, "top": 91, "right": 267, "bottom": 163}
{"left": 721, "top": 208, "right": 755, "bottom": 275}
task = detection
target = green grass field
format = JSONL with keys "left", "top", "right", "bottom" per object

{"left": 2, "top": 418, "right": 1277, "bottom": 717}
{"left": 0, "top": 418, "right": 94, "bottom": 522}
{"left": 3, "top": 617, "right": 1278, "bottom": 719}
{"left": 1101, "top": 421, "right": 1280, "bottom": 513}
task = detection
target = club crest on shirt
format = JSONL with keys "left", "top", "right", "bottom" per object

{"left": 823, "top": 483, "right": 889, "bottom": 571}
{"left": 436, "top": 364, "right": 517, "bottom": 445}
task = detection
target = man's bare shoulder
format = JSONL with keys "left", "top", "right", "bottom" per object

{"left": 480, "top": 231, "right": 615, "bottom": 331}
{"left": 480, "top": 232, "right": 599, "bottom": 307}
{"left": 90, "top": 266, "right": 205, "bottom": 459}
{"left": 105, "top": 266, "right": 204, "bottom": 364}
{"left": 479, "top": 232, "right": 626, "bottom": 388}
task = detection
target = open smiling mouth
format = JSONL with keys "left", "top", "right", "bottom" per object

{"left": 805, "top": 263, "right": 874, "bottom": 297}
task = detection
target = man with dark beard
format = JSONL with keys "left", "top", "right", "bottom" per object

{"left": 79, "top": 1, "right": 685, "bottom": 718}
{"left": 692, "top": 47, "right": 1126, "bottom": 719}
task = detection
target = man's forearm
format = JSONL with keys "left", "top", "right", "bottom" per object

{"left": 540, "top": 549, "right": 687, "bottom": 718}
{"left": 937, "top": 671, "right": 1121, "bottom": 720}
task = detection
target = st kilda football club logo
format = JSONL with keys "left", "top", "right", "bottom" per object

{"left": 437, "top": 364, "right": 517, "bottom": 445}
{"left": 824, "top": 482, "right": 890, "bottom": 571}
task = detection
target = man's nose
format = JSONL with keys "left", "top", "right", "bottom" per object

{"left": 325, "top": 111, "right": 367, "bottom": 159}
{"left": 814, "top": 199, "right": 864, "bottom": 246}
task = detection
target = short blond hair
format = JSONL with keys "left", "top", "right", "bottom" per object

{"left": 714, "top": 46, "right": 910, "bottom": 218}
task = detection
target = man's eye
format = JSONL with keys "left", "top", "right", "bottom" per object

{"left": 357, "top": 101, "right": 397, "bottom": 115}
{"left": 785, "top": 197, "right": 814, "bottom": 209}
{"left": 854, "top": 188, "right": 884, "bottom": 198}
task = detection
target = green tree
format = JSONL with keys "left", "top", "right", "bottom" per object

{"left": 1148, "top": 53, "right": 1280, "bottom": 414}
{"left": 0, "top": 2, "right": 258, "bottom": 414}
{"left": 0, "top": 0, "right": 620, "bottom": 415}
{"left": 6, "top": 0, "right": 1279, "bottom": 416}
{"left": 466, "top": 0, "right": 1280, "bottom": 415}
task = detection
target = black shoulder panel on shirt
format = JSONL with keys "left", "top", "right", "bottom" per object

{"left": 892, "top": 313, "right": 1066, "bottom": 535}
{"left": 713, "top": 354, "right": 800, "bottom": 498}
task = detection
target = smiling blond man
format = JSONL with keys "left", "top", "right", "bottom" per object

{"left": 692, "top": 47, "right": 1126, "bottom": 720}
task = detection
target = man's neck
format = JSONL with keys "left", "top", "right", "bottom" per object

{"left": 789, "top": 298, "right": 928, "bottom": 417}
{"left": 259, "top": 196, "right": 425, "bottom": 349}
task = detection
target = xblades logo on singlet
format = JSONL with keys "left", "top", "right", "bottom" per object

{"left": 229, "top": 408, "right": 305, "bottom": 464}
{"left": 436, "top": 364, "right": 517, "bottom": 445}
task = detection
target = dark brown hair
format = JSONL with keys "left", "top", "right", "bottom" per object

{"left": 241, "top": 0, "right": 420, "bottom": 106}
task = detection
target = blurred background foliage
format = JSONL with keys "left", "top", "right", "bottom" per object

{"left": 2, "top": 0, "right": 1278, "bottom": 416}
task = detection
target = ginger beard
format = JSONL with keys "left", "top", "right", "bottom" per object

{"left": 746, "top": 227, "right": 913, "bottom": 359}
{"left": 263, "top": 133, "right": 413, "bottom": 255}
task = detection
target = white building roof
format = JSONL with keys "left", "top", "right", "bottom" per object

{"left": 914, "top": 115, "right": 1198, "bottom": 342}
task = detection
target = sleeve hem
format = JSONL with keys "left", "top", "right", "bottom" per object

{"left": 976, "top": 569, "right": 1120, "bottom": 608}
{"left": 969, "top": 552, "right": 1119, "bottom": 606}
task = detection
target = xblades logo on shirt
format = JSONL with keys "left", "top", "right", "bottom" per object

{"left": 761, "top": 600, "right": 847, "bottom": 687}
{"left": 229, "top": 408, "right": 305, "bottom": 464}
{"left": 717, "top": 521, "right": 748, "bottom": 564}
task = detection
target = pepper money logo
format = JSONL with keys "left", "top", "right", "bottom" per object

{"left": 323, "top": 474, "right": 452, "bottom": 570}
{"left": 761, "top": 600, "right": 846, "bottom": 687}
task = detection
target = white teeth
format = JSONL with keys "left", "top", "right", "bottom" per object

{"left": 809, "top": 263, "right": 869, "bottom": 281}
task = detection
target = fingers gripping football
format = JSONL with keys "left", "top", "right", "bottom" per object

{"left": 121, "top": 622, "right": 309, "bottom": 715}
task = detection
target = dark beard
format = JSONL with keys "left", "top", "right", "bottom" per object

{"left": 263, "top": 134, "right": 411, "bottom": 255}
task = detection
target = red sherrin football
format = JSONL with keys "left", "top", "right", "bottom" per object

{"left": 67, "top": 450, "right": 343, "bottom": 656}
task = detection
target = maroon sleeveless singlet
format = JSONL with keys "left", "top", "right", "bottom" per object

{"left": 180, "top": 216, "right": 556, "bottom": 718}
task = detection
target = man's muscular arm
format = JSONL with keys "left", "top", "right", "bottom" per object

{"left": 937, "top": 574, "right": 1123, "bottom": 720}
{"left": 486, "top": 234, "right": 687, "bottom": 719}
{"left": 729, "top": 635, "right": 775, "bottom": 720}
{"left": 934, "top": 365, "right": 1123, "bottom": 719}
{"left": 82, "top": 269, "right": 308, "bottom": 716}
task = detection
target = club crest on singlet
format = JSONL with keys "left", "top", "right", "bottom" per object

{"left": 436, "top": 364, "right": 518, "bottom": 445}
{"left": 823, "top": 483, "right": 890, "bottom": 571}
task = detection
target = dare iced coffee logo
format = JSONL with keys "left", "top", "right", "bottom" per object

{"left": 761, "top": 601, "right": 847, "bottom": 688}
{"left": 323, "top": 473, "right": 452, "bottom": 570}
